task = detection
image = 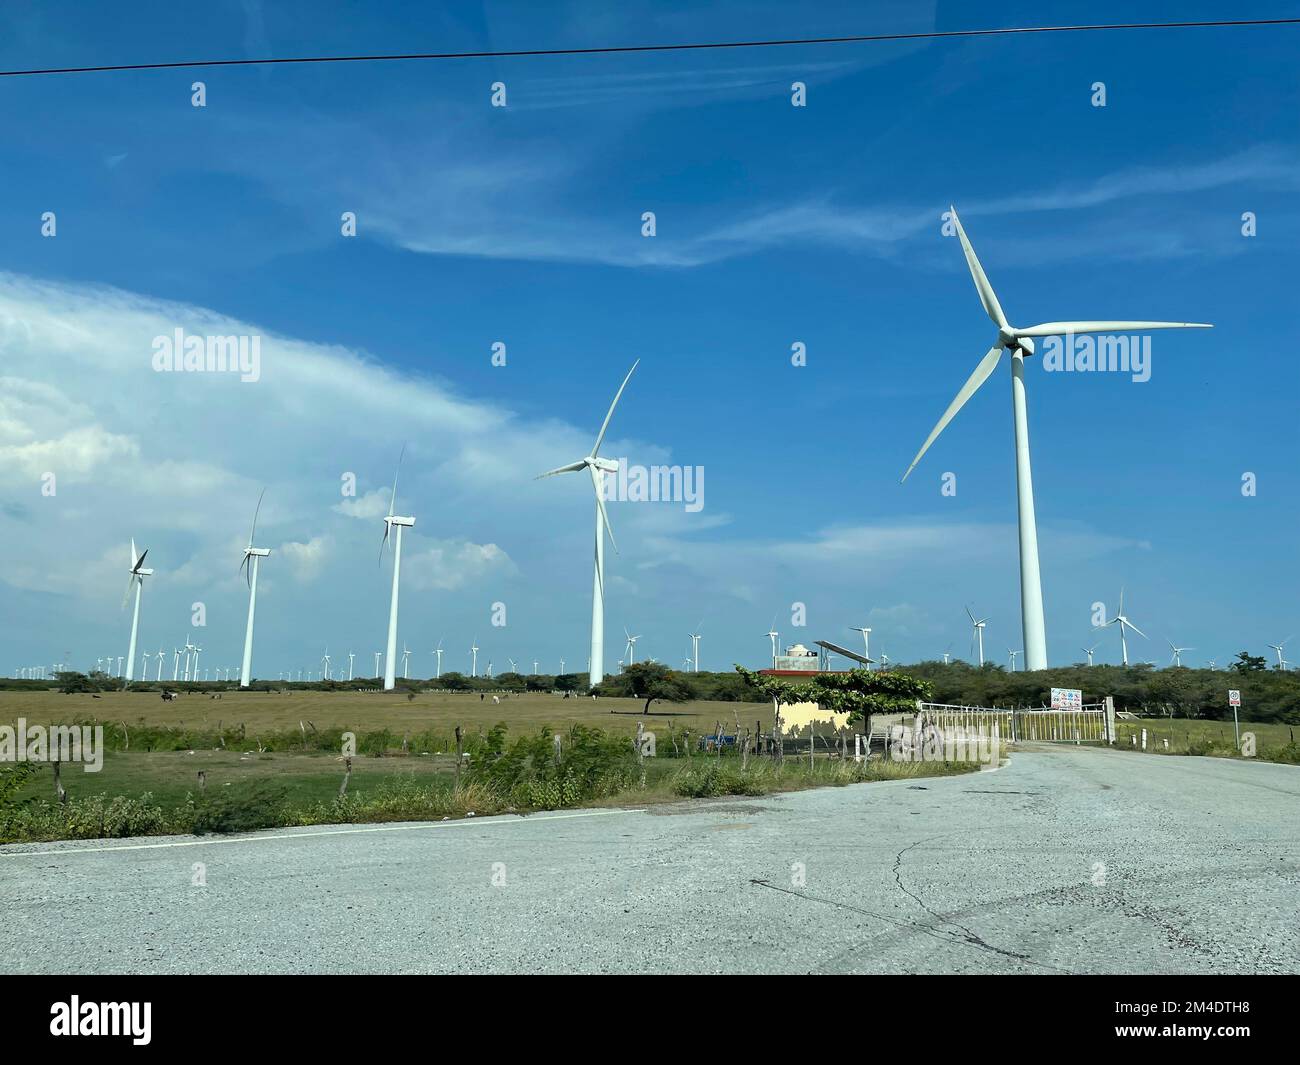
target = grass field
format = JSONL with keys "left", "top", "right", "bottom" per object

{"left": 1115, "top": 717, "right": 1299, "bottom": 761}
{"left": 0, "top": 689, "right": 759, "bottom": 735}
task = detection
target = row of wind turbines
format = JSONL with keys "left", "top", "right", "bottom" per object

{"left": 83, "top": 206, "right": 1244, "bottom": 688}
{"left": 107, "top": 360, "right": 667, "bottom": 691}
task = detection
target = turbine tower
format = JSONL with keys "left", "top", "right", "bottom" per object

{"left": 765, "top": 620, "right": 780, "bottom": 668}
{"left": 902, "top": 206, "right": 1210, "bottom": 670}
{"left": 471, "top": 641, "right": 479, "bottom": 678}
{"left": 239, "top": 489, "right": 271, "bottom": 687}
{"left": 380, "top": 448, "right": 415, "bottom": 691}
{"left": 1082, "top": 645, "right": 1098, "bottom": 667}
{"left": 536, "top": 360, "right": 638, "bottom": 690}
{"left": 1103, "top": 588, "right": 1146, "bottom": 666}
{"left": 850, "top": 625, "right": 873, "bottom": 667}
{"left": 433, "top": 640, "right": 443, "bottom": 678}
{"left": 966, "top": 606, "right": 989, "bottom": 667}
{"left": 688, "top": 622, "right": 702, "bottom": 672}
{"left": 122, "top": 539, "right": 153, "bottom": 683}
{"left": 1167, "top": 640, "right": 1194, "bottom": 668}
{"left": 624, "top": 628, "right": 640, "bottom": 666}
{"left": 1008, "top": 649, "right": 1020, "bottom": 671}
{"left": 1267, "top": 636, "right": 1293, "bottom": 670}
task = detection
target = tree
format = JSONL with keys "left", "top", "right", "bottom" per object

{"left": 734, "top": 666, "right": 932, "bottom": 728}
{"left": 440, "top": 671, "right": 472, "bottom": 691}
{"left": 623, "top": 662, "right": 693, "bottom": 714}
{"left": 554, "top": 673, "right": 582, "bottom": 693}
{"left": 1230, "top": 652, "right": 1268, "bottom": 675}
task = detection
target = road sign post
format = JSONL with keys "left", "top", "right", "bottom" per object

{"left": 1228, "top": 689, "right": 1241, "bottom": 749}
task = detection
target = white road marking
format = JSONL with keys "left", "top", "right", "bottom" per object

{"left": 0, "top": 807, "right": 647, "bottom": 858}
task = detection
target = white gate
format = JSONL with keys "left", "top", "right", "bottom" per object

{"left": 917, "top": 701, "right": 1111, "bottom": 745}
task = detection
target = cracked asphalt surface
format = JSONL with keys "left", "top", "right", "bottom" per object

{"left": 2, "top": 745, "right": 1297, "bottom": 973}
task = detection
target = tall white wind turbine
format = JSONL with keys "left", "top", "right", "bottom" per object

{"left": 1167, "top": 640, "right": 1194, "bottom": 668}
{"left": 536, "top": 360, "right": 638, "bottom": 690}
{"left": 1082, "top": 644, "right": 1098, "bottom": 667}
{"left": 379, "top": 448, "right": 415, "bottom": 691}
{"left": 471, "top": 641, "right": 479, "bottom": 678}
{"left": 122, "top": 539, "right": 153, "bottom": 683}
{"left": 902, "top": 206, "right": 1211, "bottom": 671}
{"left": 688, "top": 622, "right": 702, "bottom": 673}
{"left": 850, "top": 625, "right": 873, "bottom": 667}
{"left": 433, "top": 639, "right": 443, "bottom": 679}
{"left": 966, "top": 606, "right": 988, "bottom": 667}
{"left": 624, "top": 628, "right": 640, "bottom": 666}
{"left": 765, "top": 619, "right": 780, "bottom": 668}
{"left": 1267, "top": 636, "right": 1293, "bottom": 670}
{"left": 1103, "top": 588, "right": 1146, "bottom": 666}
{"left": 239, "top": 489, "right": 271, "bottom": 687}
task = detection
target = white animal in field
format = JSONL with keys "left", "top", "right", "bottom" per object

{"left": 492, "top": 695, "right": 500, "bottom": 704}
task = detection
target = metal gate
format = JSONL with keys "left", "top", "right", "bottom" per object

{"left": 917, "top": 701, "right": 1111, "bottom": 745}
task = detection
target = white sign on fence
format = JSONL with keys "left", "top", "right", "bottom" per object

{"left": 1051, "top": 687, "right": 1083, "bottom": 711}
{"left": 1228, "top": 689, "right": 1241, "bottom": 708}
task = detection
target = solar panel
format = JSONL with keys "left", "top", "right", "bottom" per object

{"left": 814, "top": 640, "right": 872, "bottom": 666}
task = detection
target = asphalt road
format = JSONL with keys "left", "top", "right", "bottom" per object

{"left": 2, "top": 746, "right": 1297, "bottom": 974}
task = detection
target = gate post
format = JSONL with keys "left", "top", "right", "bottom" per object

{"left": 1104, "top": 695, "right": 1116, "bottom": 745}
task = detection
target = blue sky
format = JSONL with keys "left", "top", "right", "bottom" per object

{"left": 2, "top": 0, "right": 1298, "bottom": 679}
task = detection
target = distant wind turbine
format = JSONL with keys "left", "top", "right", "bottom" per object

{"left": 966, "top": 606, "right": 988, "bottom": 667}
{"left": 624, "top": 628, "right": 640, "bottom": 666}
{"left": 379, "top": 447, "right": 415, "bottom": 691}
{"left": 1167, "top": 640, "right": 1194, "bottom": 668}
{"left": 1267, "top": 635, "right": 1293, "bottom": 670}
{"left": 1103, "top": 588, "right": 1146, "bottom": 666}
{"left": 122, "top": 539, "right": 153, "bottom": 683}
{"left": 901, "top": 206, "right": 1210, "bottom": 671}
{"left": 765, "top": 618, "right": 780, "bottom": 667}
{"left": 537, "top": 360, "right": 638, "bottom": 690}
{"left": 239, "top": 489, "right": 271, "bottom": 687}
{"left": 1082, "top": 644, "right": 1098, "bottom": 667}
{"left": 688, "top": 621, "right": 702, "bottom": 672}
{"left": 850, "top": 625, "right": 873, "bottom": 668}
{"left": 1008, "top": 649, "right": 1020, "bottom": 671}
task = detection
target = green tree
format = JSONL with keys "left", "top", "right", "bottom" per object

{"left": 623, "top": 662, "right": 693, "bottom": 714}
{"left": 734, "top": 665, "right": 932, "bottom": 728}
{"left": 1230, "top": 652, "right": 1268, "bottom": 674}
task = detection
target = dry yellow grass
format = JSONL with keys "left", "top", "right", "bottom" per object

{"left": 0, "top": 689, "right": 769, "bottom": 737}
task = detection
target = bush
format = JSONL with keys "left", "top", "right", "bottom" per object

{"left": 466, "top": 724, "right": 641, "bottom": 809}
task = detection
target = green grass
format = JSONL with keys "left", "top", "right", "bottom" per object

{"left": 1114, "top": 718, "right": 1300, "bottom": 763}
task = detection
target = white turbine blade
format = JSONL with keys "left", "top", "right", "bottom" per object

{"left": 240, "top": 551, "right": 251, "bottom": 586}
{"left": 965, "top": 605, "right": 976, "bottom": 624}
{"left": 591, "top": 359, "right": 639, "bottom": 458}
{"left": 1015, "top": 320, "right": 1212, "bottom": 338}
{"left": 130, "top": 538, "right": 138, "bottom": 568}
{"left": 902, "top": 345, "right": 1003, "bottom": 482}
{"left": 536, "top": 459, "right": 587, "bottom": 480}
{"left": 249, "top": 487, "right": 266, "bottom": 546}
{"left": 133, "top": 547, "right": 148, "bottom": 573}
{"left": 1125, "top": 620, "right": 1148, "bottom": 640}
{"left": 949, "top": 206, "right": 1007, "bottom": 329}
{"left": 590, "top": 464, "right": 618, "bottom": 554}
{"left": 388, "top": 444, "right": 405, "bottom": 517}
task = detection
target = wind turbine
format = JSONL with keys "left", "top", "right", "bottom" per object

{"left": 941, "top": 649, "right": 951, "bottom": 665}
{"left": 401, "top": 643, "right": 411, "bottom": 679}
{"left": 688, "top": 622, "right": 702, "bottom": 672}
{"left": 471, "top": 641, "right": 479, "bottom": 678}
{"left": 901, "top": 206, "right": 1211, "bottom": 671}
{"left": 559, "top": 657, "right": 565, "bottom": 673}
{"left": 966, "top": 606, "right": 989, "bottom": 667}
{"left": 508, "top": 657, "right": 518, "bottom": 674}
{"left": 1103, "top": 588, "right": 1146, "bottom": 666}
{"left": 1167, "top": 640, "right": 1194, "bottom": 668}
{"left": 239, "top": 489, "right": 271, "bottom": 687}
{"left": 765, "top": 619, "right": 780, "bottom": 667}
{"left": 122, "top": 539, "right": 153, "bottom": 683}
{"left": 1008, "top": 649, "right": 1020, "bottom": 671}
{"left": 536, "top": 360, "right": 638, "bottom": 689}
{"left": 1082, "top": 644, "right": 1098, "bottom": 667}
{"left": 624, "top": 628, "right": 640, "bottom": 666}
{"left": 374, "top": 651, "right": 382, "bottom": 678}
{"left": 850, "top": 625, "right": 873, "bottom": 667}
{"left": 379, "top": 447, "right": 415, "bottom": 691}
{"left": 1267, "top": 636, "right": 1293, "bottom": 670}
{"left": 155, "top": 646, "right": 165, "bottom": 681}
{"left": 347, "top": 651, "right": 355, "bottom": 681}
{"left": 433, "top": 640, "right": 443, "bottom": 678}
{"left": 322, "top": 648, "right": 332, "bottom": 680}
{"left": 172, "top": 647, "right": 181, "bottom": 681}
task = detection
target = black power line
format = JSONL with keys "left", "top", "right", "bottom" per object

{"left": 1, "top": 17, "right": 1298, "bottom": 78}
